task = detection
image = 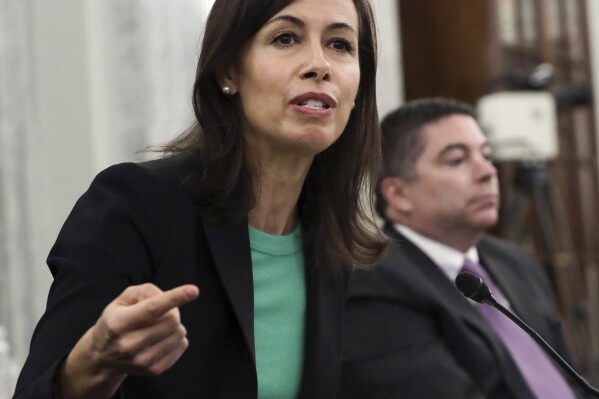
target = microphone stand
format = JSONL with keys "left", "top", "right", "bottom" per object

{"left": 484, "top": 295, "right": 599, "bottom": 397}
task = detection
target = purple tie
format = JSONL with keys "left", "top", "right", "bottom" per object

{"left": 462, "top": 258, "right": 576, "bottom": 399}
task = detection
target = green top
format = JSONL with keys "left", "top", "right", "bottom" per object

{"left": 249, "top": 224, "right": 306, "bottom": 399}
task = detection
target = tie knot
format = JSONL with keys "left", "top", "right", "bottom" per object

{"left": 460, "top": 259, "right": 508, "bottom": 308}
{"left": 462, "top": 258, "right": 484, "bottom": 276}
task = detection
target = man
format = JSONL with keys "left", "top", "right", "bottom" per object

{"left": 340, "top": 98, "right": 589, "bottom": 398}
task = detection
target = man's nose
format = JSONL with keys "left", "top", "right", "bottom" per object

{"left": 476, "top": 156, "right": 497, "bottom": 182}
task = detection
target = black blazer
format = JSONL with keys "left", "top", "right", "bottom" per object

{"left": 340, "top": 223, "right": 588, "bottom": 399}
{"left": 15, "top": 154, "right": 347, "bottom": 398}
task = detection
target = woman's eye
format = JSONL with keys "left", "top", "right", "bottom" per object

{"left": 330, "top": 38, "right": 354, "bottom": 53}
{"left": 272, "top": 32, "right": 297, "bottom": 47}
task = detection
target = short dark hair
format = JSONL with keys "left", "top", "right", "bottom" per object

{"left": 375, "top": 97, "right": 477, "bottom": 218}
{"left": 162, "top": 0, "right": 387, "bottom": 273}
{"left": 381, "top": 97, "right": 477, "bottom": 180}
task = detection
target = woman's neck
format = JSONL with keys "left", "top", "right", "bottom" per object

{"left": 247, "top": 151, "right": 313, "bottom": 235}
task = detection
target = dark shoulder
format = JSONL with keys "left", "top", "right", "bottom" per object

{"left": 93, "top": 153, "right": 199, "bottom": 194}
{"left": 73, "top": 154, "right": 202, "bottom": 225}
{"left": 137, "top": 152, "right": 198, "bottom": 174}
{"left": 478, "top": 234, "right": 537, "bottom": 265}
{"left": 348, "top": 237, "right": 425, "bottom": 299}
{"left": 105, "top": 152, "right": 197, "bottom": 181}
{"left": 478, "top": 233, "right": 552, "bottom": 290}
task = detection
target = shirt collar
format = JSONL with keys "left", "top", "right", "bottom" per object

{"left": 393, "top": 223, "right": 479, "bottom": 282}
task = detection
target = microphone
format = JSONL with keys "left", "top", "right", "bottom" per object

{"left": 455, "top": 272, "right": 599, "bottom": 397}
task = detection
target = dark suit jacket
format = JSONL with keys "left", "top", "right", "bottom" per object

{"left": 15, "top": 154, "right": 347, "bottom": 399}
{"left": 340, "top": 223, "right": 587, "bottom": 399}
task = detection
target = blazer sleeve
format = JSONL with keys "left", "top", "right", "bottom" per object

{"left": 14, "top": 162, "right": 176, "bottom": 398}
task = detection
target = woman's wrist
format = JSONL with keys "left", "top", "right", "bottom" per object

{"left": 59, "top": 327, "right": 127, "bottom": 399}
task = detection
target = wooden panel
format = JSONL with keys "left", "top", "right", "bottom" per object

{"left": 399, "top": 0, "right": 493, "bottom": 104}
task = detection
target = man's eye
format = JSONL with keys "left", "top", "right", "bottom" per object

{"left": 447, "top": 158, "right": 464, "bottom": 166}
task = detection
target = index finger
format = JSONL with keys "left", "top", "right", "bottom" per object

{"left": 125, "top": 284, "right": 199, "bottom": 328}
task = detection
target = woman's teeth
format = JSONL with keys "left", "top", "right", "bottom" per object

{"left": 300, "top": 100, "right": 327, "bottom": 109}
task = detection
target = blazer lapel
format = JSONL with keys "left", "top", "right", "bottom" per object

{"left": 383, "top": 226, "right": 535, "bottom": 397}
{"left": 384, "top": 226, "right": 499, "bottom": 344}
{"left": 199, "top": 212, "right": 255, "bottom": 361}
{"left": 385, "top": 225, "right": 532, "bottom": 391}
{"left": 477, "top": 241, "right": 543, "bottom": 397}
{"left": 198, "top": 200, "right": 346, "bottom": 397}
{"left": 298, "top": 246, "right": 347, "bottom": 399}
{"left": 479, "top": 248, "right": 525, "bottom": 313}
{"left": 478, "top": 242, "right": 550, "bottom": 338}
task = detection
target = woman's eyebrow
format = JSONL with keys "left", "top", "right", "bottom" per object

{"left": 266, "top": 14, "right": 356, "bottom": 34}
{"left": 266, "top": 14, "right": 305, "bottom": 28}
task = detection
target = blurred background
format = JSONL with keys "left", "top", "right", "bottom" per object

{"left": 0, "top": 0, "right": 597, "bottom": 392}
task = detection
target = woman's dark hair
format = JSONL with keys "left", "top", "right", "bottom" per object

{"left": 163, "top": 0, "right": 387, "bottom": 274}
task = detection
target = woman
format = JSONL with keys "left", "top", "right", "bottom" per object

{"left": 14, "top": 0, "right": 386, "bottom": 397}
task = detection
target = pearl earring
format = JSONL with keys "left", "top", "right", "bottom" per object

{"left": 352, "top": 102, "right": 355, "bottom": 109}
{"left": 222, "top": 86, "right": 232, "bottom": 95}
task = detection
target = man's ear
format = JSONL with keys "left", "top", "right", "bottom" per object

{"left": 380, "top": 177, "right": 413, "bottom": 213}
{"left": 215, "top": 65, "right": 239, "bottom": 95}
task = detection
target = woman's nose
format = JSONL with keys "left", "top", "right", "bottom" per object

{"left": 300, "top": 43, "right": 331, "bottom": 81}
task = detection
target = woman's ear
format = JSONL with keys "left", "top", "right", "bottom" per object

{"left": 380, "top": 177, "right": 414, "bottom": 214}
{"left": 215, "top": 66, "right": 238, "bottom": 95}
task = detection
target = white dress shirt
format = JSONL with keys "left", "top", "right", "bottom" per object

{"left": 393, "top": 223, "right": 478, "bottom": 282}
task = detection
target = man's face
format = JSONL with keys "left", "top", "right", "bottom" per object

{"left": 397, "top": 114, "right": 499, "bottom": 240}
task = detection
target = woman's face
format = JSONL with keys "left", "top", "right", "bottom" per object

{"left": 224, "top": 0, "right": 360, "bottom": 157}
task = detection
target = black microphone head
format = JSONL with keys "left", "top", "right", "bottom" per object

{"left": 455, "top": 272, "right": 493, "bottom": 303}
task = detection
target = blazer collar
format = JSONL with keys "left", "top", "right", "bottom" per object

{"left": 199, "top": 212, "right": 256, "bottom": 361}
{"left": 200, "top": 209, "right": 346, "bottom": 398}
{"left": 478, "top": 245, "right": 523, "bottom": 312}
{"left": 477, "top": 239, "right": 550, "bottom": 336}
{"left": 384, "top": 223, "right": 534, "bottom": 395}
{"left": 384, "top": 223, "right": 498, "bottom": 338}
{"left": 299, "top": 250, "right": 348, "bottom": 399}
